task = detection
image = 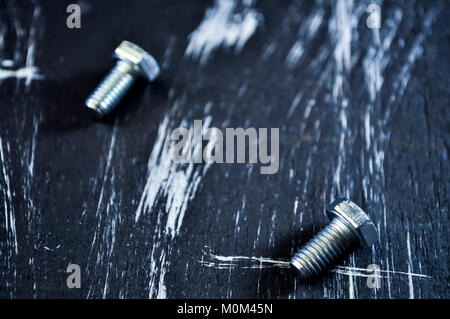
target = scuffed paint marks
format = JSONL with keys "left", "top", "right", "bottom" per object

{"left": 0, "top": 0, "right": 446, "bottom": 300}
{"left": 135, "top": 113, "right": 216, "bottom": 238}
{"left": 155, "top": 250, "right": 167, "bottom": 299}
{"left": 359, "top": 2, "right": 441, "bottom": 299}
{"left": 327, "top": 0, "right": 364, "bottom": 197}
{"left": 0, "top": 137, "right": 19, "bottom": 254}
{"left": 0, "top": 4, "right": 44, "bottom": 85}
{"left": 185, "top": 0, "right": 263, "bottom": 64}
{"left": 285, "top": 7, "right": 324, "bottom": 68}
{"left": 199, "top": 250, "right": 290, "bottom": 269}
{"left": 406, "top": 230, "right": 414, "bottom": 299}
{"left": 0, "top": 66, "right": 43, "bottom": 83}
{"left": 199, "top": 250, "right": 431, "bottom": 280}
{"left": 184, "top": 0, "right": 444, "bottom": 299}
{"left": 0, "top": 138, "right": 18, "bottom": 254}
{"left": 332, "top": 265, "right": 431, "bottom": 280}
{"left": 0, "top": 137, "right": 18, "bottom": 297}
{"left": 277, "top": 0, "right": 442, "bottom": 298}
{"left": 86, "top": 124, "right": 120, "bottom": 299}
{"left": 329, "top": 0, "right": 358, "bottom": 76}
{"left": 135, "top": 102, "right": 219, "bottom": 298}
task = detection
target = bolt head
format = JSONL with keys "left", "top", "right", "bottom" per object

{"left": 326, "top": 198, "right": 378, "bottom": 248}
{"left": 114, "top": 41, "right": 160, "bottom": 81}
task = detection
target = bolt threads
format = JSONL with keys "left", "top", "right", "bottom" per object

{"left": 85, "top": 60, "right": 136, "bottom": 117}
{"left": 290, "top": 217, "right": 357, "bottom": 280}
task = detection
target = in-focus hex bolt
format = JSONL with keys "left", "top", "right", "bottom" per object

{"left": 290, "top": 198, "right": 378, "bottom": 280}
{"left": 85, "top": 40, "right": 160, "bottom": 118}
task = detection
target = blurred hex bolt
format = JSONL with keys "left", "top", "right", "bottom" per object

{"left": 290, "top": 198, "right": 379, "bottom": 280}
{"left": 85, "top": 40, "right": 160, "bottom": 118}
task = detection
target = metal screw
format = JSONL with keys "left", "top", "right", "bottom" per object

{"left": 85, "top": 40, "right": 160, "bottom": 118}
{"left": 290, "top": 198, "right": 378, "bottom": 280}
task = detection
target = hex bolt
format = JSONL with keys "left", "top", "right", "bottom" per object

{"left": 85, "top": 40, "right": 160, "bottom": 118}
{"left": 290, "top": 198, "right": 378, "bottom": 280}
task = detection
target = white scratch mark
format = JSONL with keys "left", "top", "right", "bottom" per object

{"left": 285, "top": 8, "right": 324, "bottom": 68}
{"left": 286, "top": 92, "right": 302, "bottom": 117}
{"left": 201, "top": 252, "right": 290, "bottom": 269}
{"left": 285, "top": 41, "right": 304, "bottom": 68}
{"left": 0, "top": 4, "right": 44, "bottom": 85}
{"left": 156, "top": 250, "right": 167, "bottom": 299}
{"left": 334, "top": 265, "right": 431, "bottom": 279}
{"left": 136, "top": 103, "right": 219, "bottom": 298}
{"left": 0, "top": 137, "right": 18, "bottom": 254}
{"left": 95, "top": 125, "right": 117, "bottom": 221}
{"left": 406, "top": 230, "right": 414, "bottom": 299}
{"left": 199, "top": 251, "right": 431, "bottom": 281}
{"left": 86, "top": 124, "right": 118, "bottom": 298}
{"left": 0, "top": 66, "right": 43, "bottom": 83}
{"left": 28, "top": 117, "right": 38, "bottom": 177}
{"left": 1, "top": 60, "right": 14, "bottom": 67}
{"left": 135, "top": 114, "right": 216, "bottom": 238}
{"left": 330, "top": 0, "right": 355, "bottom": 75}
{"left": 185, "top": 0, "right": 263, "bottom": 64}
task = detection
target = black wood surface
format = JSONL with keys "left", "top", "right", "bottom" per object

{"left": 0, "top": 0, "right": 448, "bottom": 298}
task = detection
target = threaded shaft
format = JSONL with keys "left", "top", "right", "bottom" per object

{"left": 85, "top": 60, "right": 137, "bottom": 117}
{"left": 290, "top": 217, "right": 358, "bottom": 279}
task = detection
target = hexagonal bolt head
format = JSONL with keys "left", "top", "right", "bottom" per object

{"left": 326, "top": 198, "right": 378, "bottom": 248}
{"left": 114, "top": 40, "right": 160, "bottom": 81}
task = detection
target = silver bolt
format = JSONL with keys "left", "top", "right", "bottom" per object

{"left": 290, "top": 198, "right": 378, "bottom": 280}
{"left": 85, "top": 40, "right": 160, "bottom": 118}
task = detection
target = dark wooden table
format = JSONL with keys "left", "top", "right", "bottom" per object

{"left": 0, "top": 0, "right": 448, "bottom": 298}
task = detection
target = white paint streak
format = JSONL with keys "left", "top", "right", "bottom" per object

{"left": 327, "top": 0, "right": 364, "bottom": 195}
{"left": 199, "top": 251, "right": 431, "bottom": 281}
{"left": 285, "top": 42, "right": 304, "bottom": 68}
{"left": 135, "top": 115, "right": 216, "bottom": 238}
{"left": 136, "top": 103, "right": 219, "bottom": 298}
{"left": 360, "top": 5, "right": 440, "bottom": 299}
{"left": 0, "top": 138, "right": 18, "bottom": 254}
{"left": 95, "top": 126, "right": 117, "bottom": 220}
{"left": 1, "top": 60, "right": 14, "bottom": 67}
{"left": 0, "top": 4, "right": 43, "bottom": 85}
{"left": 185, "top": 0, "right": 262, "bottom": 64}
{"left": 156, "top": 250, "right": 167, "bottom": 299}
{"left": 200, "top": 252, "right": 290, "bottom": 269}
{"left": 334, "top": 265, "right": 431, "bottom": 279}
{"left": 0, "top": 66, "right": 43, "bottom": 83}
{"left": 86, "top": 125, "right": 118, "bottom": 299}
{"left": 285, "top": 8, "right": 324, "bottom": 68}
{"left": 406, "top": 230, "right": 414, "bottom": 299}
{"left": 286, "top": 92, "right": 302, "bottom": 117}
{"left": 28, "top": 117, "right": 38, "bottom": 177}
{"left": 330, "top": 0, "right": 354, "bottom": 75}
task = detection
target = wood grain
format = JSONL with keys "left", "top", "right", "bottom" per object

{"left": 0, "top": 0, "right": 448, "bottom": 298}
